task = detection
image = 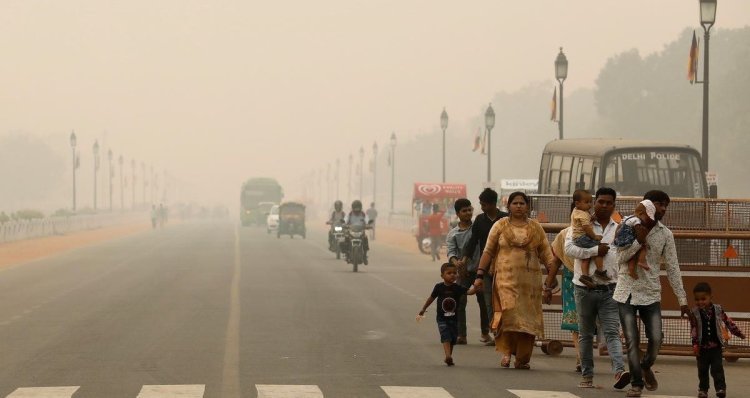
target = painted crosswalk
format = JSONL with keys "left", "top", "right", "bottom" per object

{"left": 2, "top": 385, "right": 697, "bottom": 397}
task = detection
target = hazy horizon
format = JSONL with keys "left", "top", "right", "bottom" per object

{"left": 2, "top": 1, "right": 749, "bottom": 212}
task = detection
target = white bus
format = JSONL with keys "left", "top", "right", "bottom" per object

{"left": 538, "top": 138, "right": 707, "bottom": 198}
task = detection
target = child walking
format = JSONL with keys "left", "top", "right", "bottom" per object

{"left": 690, "top": 282, "right": 746, "bottom": 398}
{"left": 417, "top": 262, "right": 477, "bottom": 366}
{"left": 570, "top": 190, "right": 605, "bottom": 288}
{"left": 613, "top": 199, "right": 657, "bottom": 279}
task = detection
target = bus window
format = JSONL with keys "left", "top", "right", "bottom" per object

{"left": 549, "top": 154, "right": 562, "bottom": 193}
{"left": 559, "top": 156, "right": 573, "bottom": 194}
{"left": 539, "top": 153, "right": 550, "bottom": 192}
{"left": 569, "top": 157, "right": 581, "bottom": 193}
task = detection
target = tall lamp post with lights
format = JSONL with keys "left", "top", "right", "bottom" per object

{"left": 359, "top": 146, "right": 365, "bottom": 200}
{"left": 555, "top": 47, "right": 568, "bottom": 140}
{"left": 699, "top": 0, "right": 717, "bottom": 184}
{"left": 484, "top": 104, "right": 495, "bottom": 183}
{"left": 70, "top": 131, "right": 77, "bottom": 211}
{"left": 107, "top": 149, "right": 113, "bottom": 211}
{"left": 93, "top": 141, "right": 100, "bottom": 210}
{"left": 118, "top": 155, "right": 124, "bottom": 210}
{"left": 440, "top": 108, "right": 449, "bottom": 182}
{"left": 389, "top": 132, "right": 397, "bottom": 214}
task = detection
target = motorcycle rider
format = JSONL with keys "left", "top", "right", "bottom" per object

{"left": 327, "top": 200, "right": 346, "bottom": 251}
{"left": 345, "top": 200, "right": 370, "bottom": 265}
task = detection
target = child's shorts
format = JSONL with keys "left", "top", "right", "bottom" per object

{"left": 573, "top": 235, "right": 600, "bottom": 249}
{"left": 437, "top": 317, "right": 458, "bottom": 345}
{"left": 614, "top": 224, "right": 637, "bottom": 248}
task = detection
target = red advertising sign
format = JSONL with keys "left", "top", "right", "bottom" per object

{"left": 412, "top": 183, "right": 467, "bottom": 201}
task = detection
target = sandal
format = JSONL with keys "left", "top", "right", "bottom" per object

{"left": 515, "top": 363, "right": 530, "bottom": 370}
{"left": 578, "top": 378, "right": 594, "bottom": 388}
{"left": 500, "top": 355, "right": 511, "bottom": 368}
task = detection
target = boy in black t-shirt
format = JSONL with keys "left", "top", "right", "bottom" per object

{"left": 417, "top": 263, "right": 477, "bottom": 366}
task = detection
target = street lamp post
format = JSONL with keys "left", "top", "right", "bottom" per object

{"left": 70, "top": 131, "right": 77, "bottom": 211}
{"left": 699, "top": 0, "right": 717, "bottom": 176}
{"left": 93, "top": 141, "right": 100, "bottom": 210}
{"left": 440, "top": 108, "right": 449, "bottom": 182}
{"left": 108, "top": 149, "right": 113, "bottom": 211}
{"left": 359, "top": 146, "right": 364, "bottom": 200}
{"left": 118, "top": 155, "right": 124, "bottom": 210}
{"left": 141, "top": 162, "right": 146, "bottom": 206}
{"left": 372, "top": 141, "right": 378, "bottom": 206}
{"left": 389, "top": 132, "right": 397, "bottom": 214}
{"left": 484, "top": 104, "right": 495, "bottom": 183}
{"left": 131, "top": 159, "right": 136, "bottom": 209}
{"left": 348, "top": 153, "right": 353, "bottom": 203}
{"left": 335, "top": 158, "right": 340, "bottom": 200}
{"left": 555, "top": 47, "right": 568, "bottom": 140}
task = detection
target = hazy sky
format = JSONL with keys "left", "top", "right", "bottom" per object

{"left": 2, "top": 1, "right": 749, "bottom": 205}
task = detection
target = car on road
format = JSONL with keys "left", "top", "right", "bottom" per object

{"left": 266, "top": 205, "right": 279, "bottom": 234}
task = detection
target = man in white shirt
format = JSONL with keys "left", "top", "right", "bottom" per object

{"left": 565, "top": 187, "right": 629, "bottom": 390}
{"left": 614, "top": 190, "right": 695, "bottom": 397}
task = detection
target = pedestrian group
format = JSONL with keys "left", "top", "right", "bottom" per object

{"left": 417, "top": 187, "right": 745, "bottom": 398}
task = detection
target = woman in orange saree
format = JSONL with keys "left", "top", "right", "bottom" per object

{"left": 473, "top": 191, "right": 555, "bottom": 369}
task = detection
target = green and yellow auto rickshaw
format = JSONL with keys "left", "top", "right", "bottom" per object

{"left": 277, "top": 202, "right": 306, "bottom": 239}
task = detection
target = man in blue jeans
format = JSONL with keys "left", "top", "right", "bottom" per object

{"left": 565, "top": 187, "right": 629, "bottom": 390}
{"left": 614, "top": 190, "right": 696, "bottom": 397}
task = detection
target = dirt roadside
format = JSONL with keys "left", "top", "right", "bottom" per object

{"left": 0, "top": 223, "right": 151, "bottom": 270}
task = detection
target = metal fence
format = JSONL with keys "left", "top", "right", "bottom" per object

{"left": 529, "top": 195, "right": 750, "bottom": 232}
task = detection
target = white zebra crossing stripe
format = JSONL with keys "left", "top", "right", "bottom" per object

{"left": 255, "top": 385, "right": 323, "bottom": 398}
{"left": 641, "top": 396, "right": 695, "bottom": 398}
{"left": 136, "top": 385, "right": 205, "bottom": 397}
{"left": 6, "top": 387, "right": 80, "bottom": 398}
{"left": 508, "top": 391, "right": 580, "bottom": 398}
{"left": 381, "top": 386, "right": 455, "bottom": 398}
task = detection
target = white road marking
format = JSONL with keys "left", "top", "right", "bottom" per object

{"left": 5, "top": 387, "right": 79, "bottom": 397}
{"left": 381, "top": 386, "right": 455, "bottom": 398}
{"left": 220, "top": 225, "right": 242, "bottom": 398}
{"left": 508, "top": 391, "right": 580, "bottom": 398}
{"left": 642, "top": 395, "right": 695, "bottom": 398}
{"left": 255, "top": 385, "right": 323, "bottom": 397}
{"left": 136, "top": 385, "right": 205, "bottom": 397}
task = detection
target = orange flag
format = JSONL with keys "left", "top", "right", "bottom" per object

{"left": 688, "top": 30, "right": 699, "bottom": 84}
{"left": 550, "top": 86, "right": 557, "bottom": 122}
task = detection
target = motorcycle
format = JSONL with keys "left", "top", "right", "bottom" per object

{"left": 345, "top": 222, "right": 372, "bottom": 272}
{"left": 328, "top": 222, "right": 346, "bottom": 259}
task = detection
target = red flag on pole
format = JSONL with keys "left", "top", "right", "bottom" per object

{"left": 472, "top": 128, "right": 481, "bottom": 152}
{"left": 688, "top": 30, "right": 699, "bottom": 84}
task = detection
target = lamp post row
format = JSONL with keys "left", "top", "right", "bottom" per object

{"left": 68, "top": 131, "right": 164, "bottom": 212}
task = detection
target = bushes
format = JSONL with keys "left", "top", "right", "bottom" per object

{"left": 11, "top": 209, "right": 45, "bottom": 220}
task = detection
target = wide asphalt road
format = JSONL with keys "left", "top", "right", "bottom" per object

{"left": 0, "top": 221, "right": 747, "bottom": 397}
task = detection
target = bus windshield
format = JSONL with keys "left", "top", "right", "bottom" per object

{"left": 603, "top": 149, "right": 705, "bottom": 198}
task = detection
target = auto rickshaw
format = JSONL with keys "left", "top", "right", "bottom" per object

{"left": 277, "top": 202, "right": 306, "bottom": 239}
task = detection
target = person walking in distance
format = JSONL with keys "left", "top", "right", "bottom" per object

{"left": 614, "top": 190, "right": 696, "bottom": 397}
{"left": 417, "top": 262, "right": 477, "bottom": 366}
{"left": 564, "top": 187, "right": 629, "bottom": 390}
{"left": 446, "top": 198, "right": 491, "bottom": 345}
{"left": 366, "top": 202, "right": 378, "bottom": 240}
{"left": 427, "top": 203, "right": 445, "bottom": 262}
{"left": 690, "top": 282, "right": 745, "bottom": 398}
{"left": 460, "top": 188, "right": 508, "bottom": 345}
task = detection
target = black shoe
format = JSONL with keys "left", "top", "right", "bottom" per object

{"left": 716, "top": 390, "right": 726, "bottom": 398}
{"left": 642, "top": 367, "right": 658, "bottom": 391}
{"left": 613, "top": 370, "right": 631, "bottom": 390}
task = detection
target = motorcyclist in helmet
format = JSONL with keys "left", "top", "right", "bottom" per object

{"left": 327, "top": 200, "right": 346, "bottom": 251}
{"left": 345, "top": 199, "right": 370, "bottom": 264}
